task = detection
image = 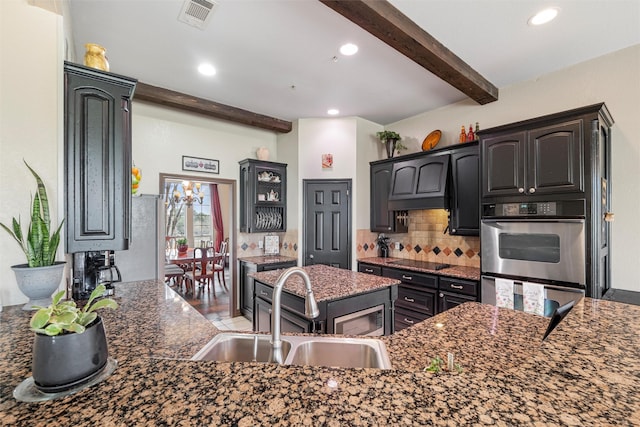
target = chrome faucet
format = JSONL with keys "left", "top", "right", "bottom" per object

{"left": 271, "top": 267, "right": 319, "bottom": 363}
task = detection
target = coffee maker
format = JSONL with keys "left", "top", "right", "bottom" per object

{"left": 72, "top": 251, "right": 121, "bottom": 300}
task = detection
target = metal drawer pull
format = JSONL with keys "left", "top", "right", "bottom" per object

{"left": 403, "top": 296, "right": 415, "bottom": 303}
{"left": 450, "top": 284, "right": 463, "bottom": 289}
{"left": 403, "top": 318, "right": 414, "bottom": 324}
{"left": 365, "top": 268, "right": 374, "bottom": 273}
{"left": 260, "top": 290, "right": 269, "bottom": 296}
{"left": 402, "top": 275, "right": 413, "bottom": 281}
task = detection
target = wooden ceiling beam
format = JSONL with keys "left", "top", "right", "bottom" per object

{"left": 320, "top": 0, "right": 499, "bottom": 104}
{"left": 134, "top": 82, "right": 293, "bottom": 134}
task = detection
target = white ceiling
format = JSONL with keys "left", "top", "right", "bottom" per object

{"left": 68, "top": 0, "right": 640, "bottom": 126}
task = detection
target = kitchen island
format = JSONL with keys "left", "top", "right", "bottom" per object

{"left": 0, "top": 280, "right": 638, "bottom": 425}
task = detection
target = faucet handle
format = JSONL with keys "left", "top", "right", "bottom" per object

{"left": 305, "top": 289, "right": 320, "bottom": 319}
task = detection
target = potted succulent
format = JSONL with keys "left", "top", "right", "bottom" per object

{"left": 376, "top": 130, "right": 407, "bottom": 158}
{"left": 176, "top": 237, "right": 189, "bottom": 254}
{"left": 0, "top": 161, "right": 65, "bottom": 310}
{"left": 29, "top": 284, "right": 118, "bottom": 392}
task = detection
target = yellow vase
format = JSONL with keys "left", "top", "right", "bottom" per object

{"left": 84, "top": 43, "right": 109, "bottom": 71}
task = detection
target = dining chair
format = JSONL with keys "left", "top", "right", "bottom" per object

{"left": 216, "top": 240, "right": 228, "bottom": 291}
{"left": 185, "top": 247, "right": 226, "bottom": 296}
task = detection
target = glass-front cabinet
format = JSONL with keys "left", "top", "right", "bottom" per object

{"left": 239, "top": 159, "right": 287, "bottom": 233}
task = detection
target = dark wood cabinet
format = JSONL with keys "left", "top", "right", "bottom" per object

{"left": 449, "top": 143, "right": 479, "bottom": 235}
{"left": 240, "top": 259, "right": 297, "bottom": 321}
{"left": 369, "top": 161, "right": 408, "bottom": 233}
{"left": 254, "top": 281, "right": 315, "bottom": 333}
{"left": 481, "top": 120, "right": 583, "bottom": 199}
{"left": 388, "top": 154, "right": 450, "bottom": 211}
{"left": 358, "top": 261, "right": 479, "bottom": 332}
{"left": 239, "top": 159, "right": 287, "bottom": 233}
{"left": 64, "top": 62, "right": 137, "bottom": 253}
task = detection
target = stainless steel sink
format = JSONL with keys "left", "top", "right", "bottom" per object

{"left": 288, "top": 338, "right": 389, "bottom": 369}
{"left": 192, "top": 333, "right": 292, "bottom": 363}
{"left": 192, "top": 333, "right": 391, "bottom": 369}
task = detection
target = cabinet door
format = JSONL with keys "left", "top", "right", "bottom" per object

{"left": 239, "top": 159, "right": 287, "bottom": 233}
{"left": 239, "top": 162, "right": 252, "bottom": 232}
{"left": 239, "top": 261, "right": 257, "bottom": 319}
{"left": 389, "top": 155, "right": 450, "bottom": 210}
{"left": 254, "top": 298, "right": 313, "bottom": 333}
{"left": 481, "top": 131, "right": 526, "bottom": 198}
{"left": 449, "top": 144, "right": 479, "bottom": 235}
{"left": 254, "top": 297, "right": 271, "bottom": 332}
{"left": 438, "top": 291, "right": 475, "bottom": 313}
{"left": 64, "top": 63, "right": 136, "bottom": 252}
{"left": 370, "top": 162, "right": 395, "bottom": 232}
{"left": 528, "top": 120, "right": 583, "bottom": 195}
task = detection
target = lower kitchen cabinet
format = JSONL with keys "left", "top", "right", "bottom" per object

{"left": 359, "top": 261, "right": 479, "bottom": 332}
{"left": 239, "top": 259, "right": 297, "bottom": 321}
{"left": 252, "top": 277, "right": 397, "bottom": 335}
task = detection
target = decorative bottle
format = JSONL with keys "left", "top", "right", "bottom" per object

{"left": 466, "top": 124, "right": 475, "bottom": 142}
{"left": 475, "top": 122, "right": 480, "bottom": 136}
{"left": 84, "top": 43, "right": 109, "bottom": 71}
{"left": 459, "top": 126, "right": 466, "bottom": 143}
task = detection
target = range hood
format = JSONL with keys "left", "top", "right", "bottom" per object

{"left": 387, "top": 154, "right": 450, "bottom": 211}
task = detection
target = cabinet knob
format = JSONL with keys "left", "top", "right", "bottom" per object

{"left": 528, "top": 187, "right": 536, "bottom": 194}
{"left": 604, "top": 212, "right": 615, "bottom": 222}
{"left": 401, "top": 275, "right": 413, "bottom": 281}
{"left": 365, "top": 268, "right": 374, "bottom": 273}
{"left": 403, "top": 296, "right": 415, "bottom": 303}
{"left": 439, "top": 293, "right": 444, "bottom": 298}
{"left": 450, "top": 284, "right": 463, "bottom": 290}
{"left": 518, "top": 188, "right": 525, "bottom": 193}
{"left": 404, "top": 318, "right": 414, "bottom": 324}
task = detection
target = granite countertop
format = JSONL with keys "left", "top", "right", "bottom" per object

{"left": 238, "top": 255, "right": 298, "bottom": 266}
{"left": 359, "top": 256, "right": 481, "bottom": 281}
{"left": 249, "top": 264, "right": 400, "bottom": 302}
{"left": 1, "top": 280, "right": 639, "bottom": 425}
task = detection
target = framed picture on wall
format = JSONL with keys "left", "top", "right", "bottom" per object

{"left": 182, "top": 156, "right": 219, "bottom": 174}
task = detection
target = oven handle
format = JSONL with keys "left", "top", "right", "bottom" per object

{"left": 482, "top": 218, "right": 585, "bottom": 227}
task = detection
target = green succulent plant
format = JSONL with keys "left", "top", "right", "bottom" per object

{"left": 30, "top": 285, "right": 118, "bottom": 336}
{"left": 0, "top": 161, "right": 64, "bottom": 267}
{"left": 177, "top": 237, "right": 188, "bottom": 246}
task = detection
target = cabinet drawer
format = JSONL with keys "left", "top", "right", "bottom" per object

{"left": 440, "top": 277, "right": 478, "bottom": 297}
{"left": 358, "top": 263, "right": 382, "bottom": 276}
{"left": 254, "top": 281, "right": 305, "bottom": 314}
{"left": 384, "top": 267, "right": 437, "bottom": 289}
{"left": 394, "top": 307, "right": 430, "bottom": 332}
{"left": 260, "top": 261, "right": 296, "bottom": 272}
{"left": 396, "top": 285, "right": 436, "bottom": 316}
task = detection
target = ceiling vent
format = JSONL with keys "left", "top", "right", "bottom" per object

{"left": 178, "top": 0, "right": 218, "bottom": 30}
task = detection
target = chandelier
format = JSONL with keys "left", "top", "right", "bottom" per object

{"left": 173, "top": 181, "right": 204, "bottom": 206}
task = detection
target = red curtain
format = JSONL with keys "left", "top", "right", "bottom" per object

{"left": 210, "top": 184, "right": 224, "bottom": 251}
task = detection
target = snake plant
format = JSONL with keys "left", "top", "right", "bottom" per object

{"left": 0, "top": 161, "right": 64, "bottom": 267}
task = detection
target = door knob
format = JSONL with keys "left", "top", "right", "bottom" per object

{"left": 309, "top": 254, "right": 314, "bottom": 259}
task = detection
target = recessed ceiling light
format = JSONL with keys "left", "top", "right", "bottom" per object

{"left": 528, "top": 7, "right": 559, "bottom": 26}
{"left": 339, "top": 43, "right": 358, "bottom": 56}
{"left": 197, "top": 63, "right": 216, "bottom": 76}
{"left": 327, "top": 109, "right": 339, "bottom": 116}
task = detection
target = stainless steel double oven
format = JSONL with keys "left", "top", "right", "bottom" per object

{"left": 481, "top": 200, "right": 586, "bottom": 316}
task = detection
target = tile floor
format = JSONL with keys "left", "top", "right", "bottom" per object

{"left": 211, "top": 316, "right": 253, "bottom": 331}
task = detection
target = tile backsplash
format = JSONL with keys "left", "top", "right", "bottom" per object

{"left": 356, "top": 209, "right": 480, "bottom": 268}
{"left": 237, "top": 229, "right": 298, "bottom": 258}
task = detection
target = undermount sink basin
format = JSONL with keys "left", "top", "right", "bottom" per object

{"left": 288, "top": 338, "right": 389, "bottom": 369}
{"left": 192, "top": 333, "right": 292, "bottom": 363}
{"left": 192, "top": 333, "right": 391, "bottom": 369}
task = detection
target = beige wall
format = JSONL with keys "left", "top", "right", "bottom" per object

{"left": 0, "top": 0, "right": 64, "bottom": 306}
{"left": 387, "top": 44, "right": 640, "bottom": 292}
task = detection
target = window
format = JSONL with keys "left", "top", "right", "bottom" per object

{"left": 164, "top": 179, "right": 212, "bottom": 246}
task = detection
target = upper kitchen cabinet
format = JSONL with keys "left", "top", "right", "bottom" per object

{"left": 388, "top": 154, "right": 450, "bottom": 211}
{"left": 370, "top": 160, "right": 408, "bottom": 233}
{"left": 449, "top": 142, "right": 479, "bottom": 235}
{"left": 239, "top": 159, "right": 287, "bottom": 233}
{"left": 64, "top": 62, "right": 137, "bottom": 253}
{"left": 481, "top": 117, "right": 584, "bottom": 199}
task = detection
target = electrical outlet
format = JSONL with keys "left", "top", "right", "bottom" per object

{"left": 258, "top": 240, "right": 264, "bottom": 249}
{"left": 395, "top": 242, "right": 400, "bottom": 250}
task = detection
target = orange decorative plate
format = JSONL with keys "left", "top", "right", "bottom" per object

{"left": 422, "top": 130, "right": 442, "bottom": 151}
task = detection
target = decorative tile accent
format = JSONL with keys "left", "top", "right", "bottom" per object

{"left": 466, "top": 249, "right": 476, "bottom": 258}
{"left": 443, "top": 247, "right": 451, "bottom": 256}
{"left": 363, "top": 243, "right": 369, "bottom": 251}
{"left": 414, "top": 244, "right": 422, "bottom": 254}
{"left": 241, "top": 243, "right": 248, "bottom": 251}
{"left": 454, "top": 248, "right": 464, "bottom": 257}
{"left": 433, "top": 246, "right": 441, "bottom": 255}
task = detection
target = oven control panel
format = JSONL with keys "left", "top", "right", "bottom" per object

{"left": 502, "top": 202, "right": 557, "bottom": 216}
{"left": 482, "top": 200, "right": 585, "bottom": 218}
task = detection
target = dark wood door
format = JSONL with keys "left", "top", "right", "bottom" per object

{"left": 481, "top": 131, "right": 526, "bottom": 198}
{"left": 449, "top": 144, "right": 479, "bottom": 235}
{"left": 528, "top": 120, "right": 583, "bottom": 195}
{"left": 303, "top": 180, "right": 351, "bottom": 269}
{"left": 370, "top": 162, "right": 394, "bottom": 232}
{"left": 64, "top": 62, "right": 136, "bottom": 252}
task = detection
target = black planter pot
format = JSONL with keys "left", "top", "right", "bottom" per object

{"left": 32, "top": 317, "right": 109, "bottom": 393}
{"left": 385, "top": 139, "right": 398, "bottom": 158}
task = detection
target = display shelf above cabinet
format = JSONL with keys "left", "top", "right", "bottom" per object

{"left": 239, "top": 159, "right": 287, "bottom": 233}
